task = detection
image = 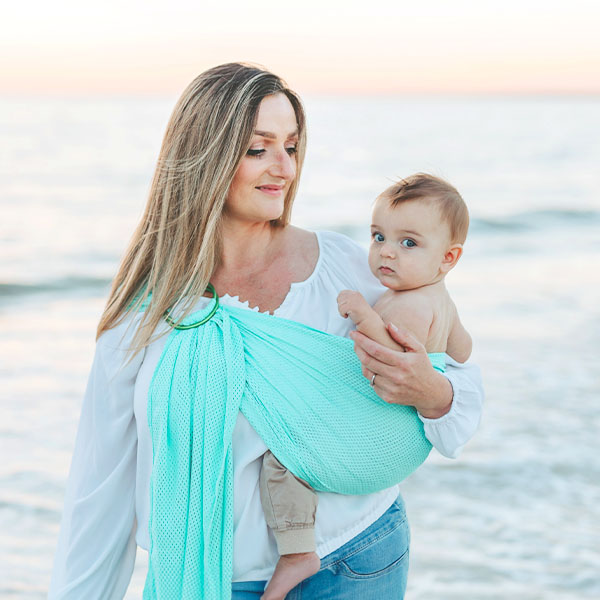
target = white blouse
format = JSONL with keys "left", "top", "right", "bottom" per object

{"left": 49, "top": 231, "right": 484, "bottom": 599}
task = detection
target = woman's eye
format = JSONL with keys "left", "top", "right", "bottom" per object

{"left": 246, "top": 148, "right": 265, "bottom": 157}
{"left": 373, "top": 232, "right": 385, "bottom": 242}
{"left": 401, "top": 238, "right": 416, "bottom": 248}
{"left": 286, "top": 146, "right": 297, "bottom": 155}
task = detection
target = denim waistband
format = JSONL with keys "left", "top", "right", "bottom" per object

{"left": 319, "top": 495, "right": 406, "bottom": 569}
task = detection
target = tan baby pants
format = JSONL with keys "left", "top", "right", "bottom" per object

{"left": 259, "top": 450, "right": 319, "bottom": 555}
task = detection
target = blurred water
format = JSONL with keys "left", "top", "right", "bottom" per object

{"left": 1, "top": 95, "right": 599, "bottom": 599}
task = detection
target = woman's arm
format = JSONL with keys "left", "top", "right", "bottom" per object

{"left": 349, "top": 322, "right": 483, "bottom": 459}
{"left": 49, "top": 325, "right": 144, "bottom": 599}
{"left": 418, "top": 357, "right": 483, "bottom": 458}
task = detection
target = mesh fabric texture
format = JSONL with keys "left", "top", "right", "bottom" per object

{"left": 143, "top": 301, "right": 434, "bottom": 599}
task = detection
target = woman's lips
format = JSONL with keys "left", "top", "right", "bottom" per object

{"left": 256, "top": 185, "right": 284, "bottom": 196}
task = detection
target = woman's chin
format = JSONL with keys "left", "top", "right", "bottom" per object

{"left": 224, "top": 207, "right": 285, "bottom": 226}
{"left": 263, "top": 206, "right": 286, "bottom": 222}
{"left": 252, "top": 200, "right": 285, "bottom": 223}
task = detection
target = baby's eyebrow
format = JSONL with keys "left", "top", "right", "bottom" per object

{"left": 370, "top": 225, "right": 424, "bottom": 238}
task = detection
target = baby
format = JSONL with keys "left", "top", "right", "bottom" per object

{"left": 260, "top": 173, "right": 472, "bottom": 600}
{"left": 337, "top": 172, "right": 472, "bottom": 366}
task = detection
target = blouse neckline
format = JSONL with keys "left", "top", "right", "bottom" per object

{"left": 220, "top": 230, "right": 323, "bottom": 316}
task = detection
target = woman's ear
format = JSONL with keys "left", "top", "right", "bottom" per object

{"left": 440, "top": 244, "right": 463, "bottom": 274}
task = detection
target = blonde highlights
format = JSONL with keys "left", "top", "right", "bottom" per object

{"left": 96, "top": 63, "right": 307, "bottom": 351}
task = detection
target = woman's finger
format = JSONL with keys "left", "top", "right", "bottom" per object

{"left": 386, "top": 322, "right": 426, "bottom": 354}
{"left": 354, "top": 344, "right": 406, "bottom": 383}
{"left": 350, "top": 330, "right": 407, "bottom": 367}
{"left": 368, "top": 371, "right": 407, "bottom": 405}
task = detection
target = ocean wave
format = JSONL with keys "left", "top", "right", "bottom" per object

{"left": 470, "top": 208, "right": 600, "bottom": 232}
{"left": 0, "top": 276, "right": 112, "bottom": 299}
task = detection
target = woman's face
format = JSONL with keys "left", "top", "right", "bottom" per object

{"left": 225, "top": 93, "right": 299, "bottom": 225}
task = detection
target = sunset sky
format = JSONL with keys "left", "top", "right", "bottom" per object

{"left": 2, "top": 0, "right": 599, "bottom": 95}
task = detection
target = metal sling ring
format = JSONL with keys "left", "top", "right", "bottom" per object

{"left": 164, "top": 283, "right": 219, "bottom": 330}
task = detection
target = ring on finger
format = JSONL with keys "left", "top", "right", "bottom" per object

{"left": 370, "top": 373, "right": 376, "bottom": 387}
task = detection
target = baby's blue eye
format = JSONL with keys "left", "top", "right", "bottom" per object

{"left": 401, "top": 239, "right": 416, "bottom": 248}
{"left": 373, "top": 232, "right": 385, "bottom": 242}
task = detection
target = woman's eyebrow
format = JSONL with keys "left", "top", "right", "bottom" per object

{"left": 254, "top": 129, "right": 299, "bottom": 139}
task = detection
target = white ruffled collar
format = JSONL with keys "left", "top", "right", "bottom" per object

{"left": 214, "top": 230, "right": 325, "bottom": 317}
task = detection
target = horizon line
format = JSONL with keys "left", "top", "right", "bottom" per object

{"left": 2, "top": 89, "right": 600, "bottom": 99}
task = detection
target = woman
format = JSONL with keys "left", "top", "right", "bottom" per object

{"left": 49, "top": 63, "right": 483, "bottom": 599}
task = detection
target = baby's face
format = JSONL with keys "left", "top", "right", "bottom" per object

{"left": 368, "top": 197, "right": 452, "bottom": 291}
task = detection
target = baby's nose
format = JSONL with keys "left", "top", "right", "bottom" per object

{"left": 381, "top": 244, "right": 395, "bottom": 258}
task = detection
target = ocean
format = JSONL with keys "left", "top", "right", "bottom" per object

{"left": 1, "top": 95, "right": 599, "bottom": 598}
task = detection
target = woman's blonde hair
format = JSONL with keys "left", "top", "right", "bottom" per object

{"left": 96, "top": 63, "right": 307, "bottom": 351}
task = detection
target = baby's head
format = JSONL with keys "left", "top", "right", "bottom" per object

{"left": 369, "top": 173, "right": 469, "bottom": 291}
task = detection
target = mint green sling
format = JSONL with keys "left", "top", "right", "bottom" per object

{"left": 143, "top": 292, "right": 437, "bottom": 599}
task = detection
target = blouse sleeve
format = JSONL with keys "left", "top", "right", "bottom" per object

{"left": 418, "top": 357, "right": 484, "bottom": 459}
{"left": 49, "top": 320, "right": 145, "bottom": 599}
{"left": 324, "top": 231, "right": 484, "bottom": 460}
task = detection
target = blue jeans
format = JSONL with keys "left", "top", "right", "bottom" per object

{"left": 232, "top": 496, "right": 410, "bottom": 599}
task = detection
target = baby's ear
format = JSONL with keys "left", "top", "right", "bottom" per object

{"left": 440, "top": 243, "right": 463, "bottom": 273}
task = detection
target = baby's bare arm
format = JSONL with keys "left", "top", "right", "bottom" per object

{"left": 337, "top": 290, "right": 405, "bottom": 351}
{"left": 446, "top": 310, "right": 472, "bottom": 363}
{"left": 382, "top": 295, "right": 434, "bottom": 349}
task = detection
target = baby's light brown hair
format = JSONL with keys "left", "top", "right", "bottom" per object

{"left": 380, "top": 173, "right": 469, "bottom": 244}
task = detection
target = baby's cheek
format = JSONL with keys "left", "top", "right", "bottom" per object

{"left": 367, "top": 250, "right": 379, "bottom": 274}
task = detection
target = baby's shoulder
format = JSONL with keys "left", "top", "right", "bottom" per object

{"left": 378, "top": 288, "right": 435, "bottom": 322}
{"left": 392, "top": 285, "right": 438, "bottom": 307}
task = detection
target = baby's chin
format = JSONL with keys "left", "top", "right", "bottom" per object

{"left": 378, "top": 275, "right": 406, "bottom": 290}
{"left": 377, "top": 274, "right": 424, "bottom": 292}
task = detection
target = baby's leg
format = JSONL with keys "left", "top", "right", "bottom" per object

{"left": 259, "top": 451, "right": 320, "bottom": 600}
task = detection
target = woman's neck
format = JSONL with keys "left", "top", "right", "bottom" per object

{"left": 219, "top": 220, "right": 285, "bottom": 275}
{"left": 212, "top": 222, "right": 317, "bottom": 314}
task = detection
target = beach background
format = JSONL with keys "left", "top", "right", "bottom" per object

{"left": 1, "top": 2, "right": 599, "bottom": 599}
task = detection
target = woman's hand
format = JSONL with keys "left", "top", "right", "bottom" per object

{"left": 350, "top": 322, "right": 453, "bottom": 419}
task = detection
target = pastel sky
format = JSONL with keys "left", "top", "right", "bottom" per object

{"left": 2, "top": 0, "right": 599, "bottom": 95}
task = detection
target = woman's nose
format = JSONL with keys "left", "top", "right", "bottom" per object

{"left": 270, "top": 150, "right": 296, "bottom": 181}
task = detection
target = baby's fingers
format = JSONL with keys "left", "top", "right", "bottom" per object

{"left": 336, "top": 290, "right": 352, "bottom": 318}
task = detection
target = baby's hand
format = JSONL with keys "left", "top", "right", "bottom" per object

{"left": 337, "top": 290, "right": 369, "bottom": 320}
